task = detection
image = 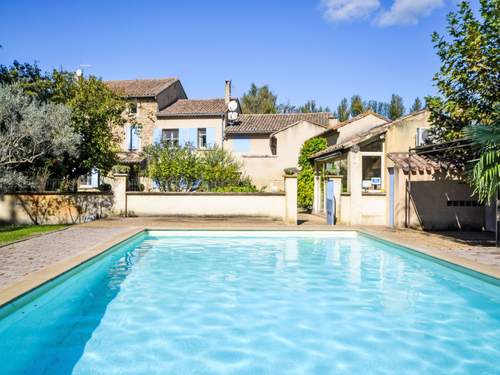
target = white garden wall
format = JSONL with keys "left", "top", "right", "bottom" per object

{"left": 126, "top": 192, "right": 287, "bottom": 220}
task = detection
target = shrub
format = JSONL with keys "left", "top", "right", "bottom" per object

{"left": 297, "top": 137, "right": 327, "bottom": 211}
{"left": 143, "top": 143, "right": 255, "bottom": 192}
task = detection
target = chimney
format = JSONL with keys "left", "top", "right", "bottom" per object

{"left": 225, "top": 80, "right": 231, "bottom": 104}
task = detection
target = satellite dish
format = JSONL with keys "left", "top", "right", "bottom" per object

{"left": 228, "top": 100, "right": 238, "bottom": 112}
{"left": 228, "top": 111, "right": 238, "bottom": 121}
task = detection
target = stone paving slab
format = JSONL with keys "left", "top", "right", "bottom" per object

{"left": 0, "top": 226, "right": 132, "bottom": 290}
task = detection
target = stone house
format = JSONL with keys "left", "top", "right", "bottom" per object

{"left": 310, "top": 110, "right": 493, "bottom": 230}
{"left": 106, "top": 79, "right": 335, "bottom": 191}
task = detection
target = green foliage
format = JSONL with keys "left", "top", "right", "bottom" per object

{"left": 199, "top": 146, "right": 244, "bottom": 191}
{"left": 66, "top": 76, "right": 127, "bottom": 176}
{"left": 365, "top": 100, "right": 390, "bottom": 118}
{"left": 426, "top": 0, "right": 500, "bottom": 142}
{"left": 0, "top": 61, "right": 128, "bottom": 178}
{"left": 410, "top": 97, "right": 423, "bottom": 113}
{"left": 0, "top": 224, "right": 68, "bottom": 245}
{"left": 335, "top": 98, "right": 349, "bottom": 122}
{"left": 297, "top": 137, "right": 328, "bottom": 210}
{"left": 143, "top": 143, "right": 256, "bottom": 192}
{"left": 144, "top": 143, "right": 202, "bottom": 192}
{"left": 112, "top": 165, "right": 131, "bottom": 174}
{"left": 0, "top": 84, "right": 80, "bottom": 192}
{"left": 241, "top": 83, "right": 277, "bottom": 114}
{"left": 388, "top": 94, "right": 406, "bottom": 120}
{"left": 465, "top": 105, "right": 500, "bottom": 203}
{"left": 349, "top": 95, "right": 365, "bottom": 117}
{"left": 298, "top": 100, "right": 330, "bottom": 113}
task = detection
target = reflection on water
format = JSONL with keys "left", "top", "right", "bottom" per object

{"left": 0, "top": 233, "right": 499, "bottom": 375}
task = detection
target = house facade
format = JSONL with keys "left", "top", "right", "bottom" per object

{"left": 106, "top": 78, "right": 334, "bottom": 191}
{"left": 310, "top": 110, "right": 432, "bottom": 226}
{"left": 310, "top": 110, "right": 493, "bottom": 230}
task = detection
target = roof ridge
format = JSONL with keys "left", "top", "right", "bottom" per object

{"left": 105, "top": 77, "right": 177, "bottom": 82}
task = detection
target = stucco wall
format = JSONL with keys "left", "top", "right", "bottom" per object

{"left": 155, "top": 117, "right": 224, "bottom": 146}
{"left": 0, "top": 193, "right": 114, "bottom": 225}
{"left": 337, "top": 114, "right": 388, "bottom": 144}
{"left": 226, "top": 121, "right": 325, "bottom": 191}
{"left": 126, "top": 192, "right": 286, "bottom": 219}
{"left": 156, "top": 80, "right": 187, "bottom": 111}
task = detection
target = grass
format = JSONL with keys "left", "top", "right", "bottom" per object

{"left": 0, "top": 224, "right": 68, "bottom": 245}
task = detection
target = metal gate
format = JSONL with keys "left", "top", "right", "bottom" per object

{"left": 326, "top": 179, "right": 335, "bottom": 225}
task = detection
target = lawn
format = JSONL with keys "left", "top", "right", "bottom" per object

{"left": 0, "top": 225, "right": 68, "bottom": 245}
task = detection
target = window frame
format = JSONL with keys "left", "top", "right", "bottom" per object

{"left": 197, "top": 128, "right": 207, "bottom": 149}
{"left": 162, "top": 129, "right": 179, "bottom": 146}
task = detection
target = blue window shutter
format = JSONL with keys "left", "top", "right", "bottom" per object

{"left": 131, "top": 126, "right": 140, "bottom": 150}
{"left": 153, "top": 128, "right": 162, "bottom": 145}
{"left": 233, "top": 136, "right": 251, "bottom": 153}
{"left": 124, "top": 125, "right": 131, "bottom": 150}
{"left": 206, "top": 127, "right": 216, "bottom": 147}
{"left": 90, "top": 169, "right": 99, "bottom": 187}
{"left": 179, "top": 128, "right": 189, "bottom": 147}
{"left": 152, "top": 180, "right": 159, "bottom": 190}
{"left": 189, "top": 128, "right": 197, "bottom": 147}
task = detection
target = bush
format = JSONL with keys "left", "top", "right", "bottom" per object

{"left": 112, "top": 165, "right": 130, "bottom": 175}
{"left": 143, "top": 143, "right": 255, "bottom": 192}
{"left": 297, "top": 137, "right": 327, "bottom": 211}
{"left": 98, "top": 183, "right": 112, "bottom": 192}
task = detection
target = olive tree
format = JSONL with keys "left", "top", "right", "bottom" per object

{"left": 0, "top": 84, "right": 79, "bottom": 191}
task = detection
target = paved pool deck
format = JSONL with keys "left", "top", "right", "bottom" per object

{"left": 0, "top": 215, "right": 499, "bottom": 306}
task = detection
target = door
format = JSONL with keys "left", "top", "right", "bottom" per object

{"left": 389, "top": 167, "right": 395, "bottom": 226}
{"left": 326, "top": 179, "right": 335, "bottom": 225}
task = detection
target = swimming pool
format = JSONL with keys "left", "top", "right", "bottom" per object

{"left": 0, "top": 231, "right": 499, "bottom": 374}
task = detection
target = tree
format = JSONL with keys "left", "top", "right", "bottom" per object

{"left": 365, "top": 100, "right": 390, "bottom": 118}
{"left": 350, "top": 95, "right": 365, "bottom": 117}
{"left": 465, "top": 105, "right": 500, "bottom": 204}
{"left": 65, "top": 76, "right": 128, "bottom": 177}
{"left": 0, "top": 84, "right": 80, "bottom": 191}
{"left": 0, "top": 61, "right": 128, "bottom": 177}
{"left": 277, "top": 101, "right": 298, "bottom": 113}
{"left": 335, "top": 98, "right": 349, "bottom": 122}
{"left": 297, "top": 137, "right": 328, "bottom": 211}
{"left": 241, "top": 83, "right": 277, "bottom": 113}
{"left": 143, "top": 143, "right": 257, "bottom": 192}
{"left": 425, "top": 0, "right": 499, "bottom": 142}
{"left": 410, "top": 97, "right": 423, "bottom": 113}
{"left": 298, "top": 100, "right": 331, "bottom": 113}
{"left": 388, "top": 94, "right": 405, "bottom": 120}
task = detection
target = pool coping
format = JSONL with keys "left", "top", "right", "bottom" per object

{"left": 0, "top": 227, "right": 498, "bottom": 308}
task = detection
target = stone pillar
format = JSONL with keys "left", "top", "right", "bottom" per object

{"left": 313, "top": 173, "right": 321, "bottom": 214}
{"left": 331, "top": 175, "right": 343, "bottom": 223}
{"left": 113, "top": 173, "right": 128, "bottom": 216}
{"left": 349, "top": 150, "right": 362, "bottom": 225}
{"left": 284, "top": 174, "right": 298, "bottom": 225}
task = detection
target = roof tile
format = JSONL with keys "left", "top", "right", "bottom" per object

{"left": 106, "top": 78, "right": 178, "bottom": 98}
{"left": 158, "top": 99, "right": 227, "bottom": 116}
{"left": 226, "top": 113, "right": 330, "bottom": 135}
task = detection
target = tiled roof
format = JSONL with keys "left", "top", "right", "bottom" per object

{"left": 311, "top": 122, "right": 392, "bottom": 159}
{"left": 310, "top": 110, "right": 430, "bottom": 160}
{"left": 387, "top": 153, "right": 449, "bottom": 174}
{"left": 225, "top": 113, "right": 330, "bottom": 135}
{"left": 157, "top": 99, "right": 227, "bottom": 116}
{"left": 317, "top": 111, "right": 390, "bottom": 137}
{"left": 116, "top": 152, "right": 145, "bottom": 164}
{"left": 106, "top": 78, "right": 178, "bottom": 98}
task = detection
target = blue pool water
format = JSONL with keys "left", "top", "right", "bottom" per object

{"left": 0, "top": 231, "right": 499, "bottom": 374}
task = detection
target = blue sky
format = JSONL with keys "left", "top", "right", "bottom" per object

{"left": 0, "top": 0, "right": 460, "bottom": 111}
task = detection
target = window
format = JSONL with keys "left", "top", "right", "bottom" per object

{"left": 162, "top": 129, "right": 179, "bottom": 146}
{"left": 362, "top": 155, "right": 382, "bottom": 191}
{"left": 198, "top": 128, "right": 207, "bottom": 149}
{"left": 360, "top": 139, "right": 383, "bottom": 152}
{"left": 129, "top": 101, "right": 138, "bottom": 115}
{"left": 270, "top": 137, "right": 277, "bottom": 155}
